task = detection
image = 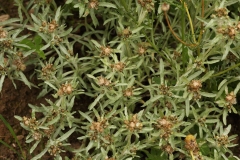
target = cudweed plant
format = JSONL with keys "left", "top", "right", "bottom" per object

{"left": 1, "top": 0, "right": 240, "bottom": 159}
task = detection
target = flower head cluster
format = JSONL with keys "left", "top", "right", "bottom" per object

{"left": 57, "top": 83, "right": 73, "bottom": 95}
{"left": 0, "top": 27, "right": 8, "bottom": 38}
{"left": 22, "top": 116, "right": 38, "bottom": 129}
{"left": 137, "top": 42, "right": 149, "bottom": 55}
{"left": 123, "top": 87, "right": 134, "bottom": 97}
{"left": 48, "top": 143, "right": 62, "bottom": 157}
{"left": 217, "top": 26, "right": 237, "bottom": 39}
{"left": 88, "top": 0, "right": 99, "bottom": 9}
{"left": 159, "top": 84, "right": 172, "bottom": 96}
{"left": 41, "top": 63, "right": 54, "bottom": 79}
{"left": 185, "top": 135, "right": 202, "bottom": 159}
{"left": 137, "top": 0, "right": 154, "bottom": 12}
{"left": 111, "top": 62, "right": 126, "bottom": 72}
{"left": 100, "top": 46, "right": 112, "bottom": 57}
{"left": 225, "top": 91, "right": 237, "bottom": 109}
{"left": 188, "top": 80, "right": 202, "bottom": 100}
{"left": 215, "top": 135, "right": 229, "bottom": 146}
{"left": 97, "top": 76, "right": 111, "bottom": 86}
{"left": 162, "top": 144, "right": 174, "bottom": 154}
{"left": 90, "top": 118, "right": 108, "bottom": 133}
{"left": 156, "top": 116, "right": 177, "bottom": 139}
{"left": 39, "top": 20, "right": 59, "bottom": 33}
{"left": 14, "top": 58, "right": 26, "bottom": 71}
{"left": 124, "top": 114, "right": 143, "bottom": 131}
{"left": 214, "top": 8, "right": 228, "bottom": 17}
{"left": 119, "top": 28, "right": 132, "bottom": 39}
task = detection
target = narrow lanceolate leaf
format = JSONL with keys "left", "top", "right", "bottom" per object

{"left": 0, "top": 18, "right": 20, "bottom": 26}
{"left": 79, "top": 111, "right": 93, "bottom": 122}
{"left": 57, "top": 127, "right": 76, "bottom": 142}
{"left": 199, "top": 92, "right": 216, "bottom": 98}
{"left": 88, "top": 93, "right": 104, "bottom": 110}
{"left": 19, "top": 72, "right": 31, "bottom": 88}
{"left": 0, "top": 75, "right": 5, "bottom": 92}
{"left": 98, "top": 2, "right": 117, "bottom": 8}
{"left": 32, "top": 147, "right": 48, "bottom": 160}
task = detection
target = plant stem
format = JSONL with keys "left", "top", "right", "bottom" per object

{"left": 181, "top": 0, "right": 188, "bottom": 71}
{"left": 211, "top": 62, "right": 240, "bottom": 78}
{"left": 197, "top": 0, "right": 205, "bottom": 56}
{"left": 180, "top": 0, "right": 196, "bottom": 43}
{"left": 190, "top": 151, "right": 195, "bottom": 160}
{"left": 164, "top": 11, "right": 198, "bottom": 47}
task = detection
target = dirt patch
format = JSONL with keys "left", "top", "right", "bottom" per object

{"left": 0, "top": 75, "right": 51, "bottom": 159}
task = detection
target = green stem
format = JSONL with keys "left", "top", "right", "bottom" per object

{"left": 190, "top": 151, "right": 195, "bottom": 160}
{"left": 182, "top": 1, "right": 196, "bottom": 43}
{"left": 181, "top": 0, "right": 188, "bottom": 71}
{"left": 211, "top": 62, "right": 240, "bottom": 78}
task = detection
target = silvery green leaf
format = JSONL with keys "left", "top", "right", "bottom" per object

{"left": 232, "top": 106, "right": 237, "bottom": 114}
{"left": 57, "top": 127, "right": 76, "bottom": 142}
{"left": 86, "top": 141, "right": 94, "bottom": 153}
{"left": 44, "top": 81, "right": 58, "bottom": 91}
{"left": 46, "top": 114, "right": 60, "bottom": 126}
{"left": 141, "top": 127, "right": 153, "bottom": 133}
{"left": 26, "top": 137, "right": 34, "bottom": 143}
{"left": 91, "top": 39, "right": 101, "bottom": 48}
{"left": 59, "top": 44, "right": 69, "bottom": 55}
{"left": 40, "top": 43, "right": 50, "bottom": 51}
{"left": 174, "top": 132, "right": 186, "bottom": 137}
{"left": 59, "top": 27, "right": 73, "bottom": 37}
{"left": 19, "top": 72, "right": 31, "bottom": 88}
{"left": 23, "top": 49, "right": 35, "bottom": 57}
{"left": 141, "top": 95, "right": 163, "bottom": 107}
{"left": 114, "top": 128, "right": 127, "bottom": 137}
{"left": 222, "top": 45, "right": 230, "bottom": 60}
{"left": 12, "top": 29, "right": 22, "bottom": 39}
{"left": 65, "top": 0, "right": 73, "bottom": 4}
{"left": 205, "top": 119, "right": 219, "bottom": 123}
{"left": 224, "top": 0, "right": 238, "bottom": 6}
{"left": 115, "top": 83, "right": 128, "bottom": 86}
{"left": 103, "top": 17, "right": 118, "bottom": 25}
{"left": 203, "top": 60, "right": 220, "bottom": 64}
{"left": 200, "top": 71, "right": 214, "bottom": 82}
{"left": 55, "top": 7, "right": 62, "bottom": 21}
{"left": 138, "top": 9, "right": 147, "bottom": 25}
{"left": 132, "top": 26, "right": 144, "bottom": 34}
{"left": 79, "top": 111, "right": 93, "bottom": 122}
{"left": 30, "top": 140, "right": 40, "bottom": 154}
{"left": 14, "top": 115, "right": 22, "bottom": 121}
{"left": 218, "top": 79, "right": 227, "bottom": 90}
{"left": 187, "top": 70, "right": 202, "bottom": 81}
{"left": 223, "top": 125, "right": 231, "bottom": 135}
{"left": 222, "top": 109, "right": 228, "bottom": 125}
{"left": 0, "top": 18, "right": 19, "bottom": 26}
{"left": 234, "top": 82, "right": 240, "bottom": 94}
{"left": 0, "top": 75, "right": 5, "bottom": 92}
{"left": 32, "top": 147, "right": 48, "bottom": 160}
{"left": 206, "top": 138, "right": 215, "bottom": 144}
{"left": 200, "top": 92, "right": 216, "bottom": 97}
{"left": 90, "top": 9, "right": 99, "bottom": 27}
{"left": 31, "top": 14, "right": 41, "bottom": 25}
{"left": 13, "top": 42, "right": 31, "bottom": 49}
{"left": 89, "top": 93, "right": 104, "bottom": 110}
{"left": 99, "top": 2, "right": 117, "bottom": 8}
